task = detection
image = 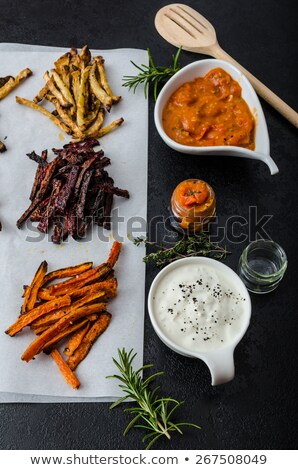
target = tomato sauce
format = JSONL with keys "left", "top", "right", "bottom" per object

{"left": 162, "top": 68, "right": 255, "bottom": 150}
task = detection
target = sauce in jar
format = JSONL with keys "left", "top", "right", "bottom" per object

{"left": 162, "top": 68, "right": 255, "bottom": 150}
{"left": 170, "top": 179, "right": 216, "bottom": 233}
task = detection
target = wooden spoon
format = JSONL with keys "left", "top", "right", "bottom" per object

{"left": 155, "top": 3, "right": 298, "bottom": 128}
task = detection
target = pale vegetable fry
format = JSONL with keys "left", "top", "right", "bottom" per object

{"left": 15, "top": 46, "right": 122, "bottom": 140}
{"left": 15, "top": 96, "right": 71, "bottom": 134}
{"left": 0, "top": 68, "right": 32, "bottom": 100}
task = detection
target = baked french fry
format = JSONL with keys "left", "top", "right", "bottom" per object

{"left": 0, "top": 68, "right": 32, "bottom": 100}
{"left": 31, "top": 302, "right": 107, "bottom": 329}
{"left": 96, "top": 118, "right": 124, "bottom": 138}
{"left": 95, "top": 56, "right": 121, "bottom": 104}
{"left": 33, "top": 84, "right": 49, "bottom": 103}
{"left": 89, "top": 62, "right": 112, "bottom": 111}
{"left": 21, "top": 291, "right": 106, "bottom": 361}
{"left": 67, "top": 313, "right": 112, "bottom": 371}
{"left": 47, "top": 262, "right": 110, "bottom": 296}
{"left": 25, "top": 260, "right": 48, "bottom": 313}
{"left": 43, "top": 318, "right": 89, "bottom": 351}
{"left": 70, "top": 278, "right": 117, "bottom": 299}
{"left": 64, "top": 322, "right": 90, "bottom": 356}
{"left": 107, "top": 241, "right": 122, "bottom": 267}
{"left": 50, "top": 349, "right": 80, "bottom": 389}
{"left": 44, "top": 71, "right": 70, "bottom": 108}
{"left": 76, "top": 66, "right": 91, "bottom": 128}
{"left": 15, "top": 96, "right": 71, "bottom": 134}
{"left": 51, "top": 69, "right": 75, "bottom": 109}
{"left": 43, "top": 261, "right": 93, "bottom": 285}
{"left": 6, "top": 295, "right": 71, "bottom": 337}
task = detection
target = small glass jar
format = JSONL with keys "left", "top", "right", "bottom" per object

{"left": 169, "top": 179, "right": 216, "bottom": 234}
{"left": 238, "top": 240, "right": 287, "bottom": 294}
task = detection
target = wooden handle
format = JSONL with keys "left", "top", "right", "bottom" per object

{"left": 213, "top": 46, "right": 298, "bottom": 128}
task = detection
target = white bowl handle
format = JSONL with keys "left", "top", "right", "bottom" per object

{"left": 203, "top": 348, "right": 235, "bottom": 386}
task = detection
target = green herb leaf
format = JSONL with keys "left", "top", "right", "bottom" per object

{"left": 122, "top": 47, "right": 182, "bottom": 100}
{"left": 107, "top": 348, "right": 200, "bottom": 449}
{"left": 133, "top": 233, "right": 230, "bottom": 267}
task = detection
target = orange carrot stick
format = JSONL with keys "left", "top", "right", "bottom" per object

{"left": 67, "top": 313, "right": 112, "bottom": 370}
{"left": 5, "top": 295, "right": 71, "bottom": 336}
{"left": 64, "top": 322, "right": 90, "bottom": 356}
{"left": 50, "top": 349, "right": 80, "bottom": 389}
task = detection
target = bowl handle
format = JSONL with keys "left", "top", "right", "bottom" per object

{"left": 203, "top": 348, "right": 235, "bottom": 386}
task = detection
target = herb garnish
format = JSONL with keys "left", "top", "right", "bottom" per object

{"left": 108, "top": 348, "right": 200, "bottom": 449}
{"left": 122, "top": 47, "right": 182, "bottom": 100}
{"left": 133, "top": 233, "right": 229, "bottom": 267}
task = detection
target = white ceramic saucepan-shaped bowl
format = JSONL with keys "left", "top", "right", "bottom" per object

{"left": 154, "top": 59, "right": 278, "bottom": 175}
{"left": 148, "top": 257, "right": 252, "bottom": 385}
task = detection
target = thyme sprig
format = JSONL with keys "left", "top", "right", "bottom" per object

{"left": 133, "top": 233, "right": 230, "bottom": 267}
{"left": 108, "top": 348, "right": 200, "bottom": 449}
{"left": 122, "top": 47, "right": 182, "bottom": 100}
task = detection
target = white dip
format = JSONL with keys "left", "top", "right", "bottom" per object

{"left": 153, "top": 264, "right": 247, "bottom": 353}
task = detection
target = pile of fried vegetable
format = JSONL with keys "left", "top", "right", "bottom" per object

{"left": 5, "top": 240, "right": 122, "bottom": 389}
{"left": 16, "top": 45, "right": 123, "bottom": 141}
{"left": 0, "top": 68, "right": 32, "bottom": 152}
{"left": 17, "top": 138, "right": 129, "bottom": 243}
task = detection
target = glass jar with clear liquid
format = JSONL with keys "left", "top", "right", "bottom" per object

{"left": 238, "top": 240, "right": 287, "bottom": 293}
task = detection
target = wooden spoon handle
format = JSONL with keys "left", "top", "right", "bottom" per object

{"left": 213, "top": 46, "right": 298, "bottom": 128}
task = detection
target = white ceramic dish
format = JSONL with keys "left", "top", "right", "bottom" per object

{"left": 154, "top": 59, "right": 279, "bottom": 175}
{"left": 148, "top": 257, "right": 252, "bottom": 385}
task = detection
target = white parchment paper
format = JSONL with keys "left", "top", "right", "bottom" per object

{"left": 0, "top": 44, "right": 148, "bottom": 402}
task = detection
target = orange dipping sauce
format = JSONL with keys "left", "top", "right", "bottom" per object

{"left": 162, "top": 68, "right": 255, "bottom": 150}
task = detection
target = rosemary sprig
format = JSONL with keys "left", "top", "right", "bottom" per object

{"left": 107, "top": 348, "right": 200, "bottom": 449}
{"left": 133, "top": 232, "right": 230, "bottom": 267}
{"left": 122, "top": 47, "right": 182, "bottom": 100}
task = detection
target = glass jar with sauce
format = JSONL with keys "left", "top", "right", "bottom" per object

{"left": 169, "top": 179, "right": 216, "bottom": 234}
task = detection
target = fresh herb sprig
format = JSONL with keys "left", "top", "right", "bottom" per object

{"left": 122, "top": 47, "right": 182, "bottom": 100}
{"left": 133, "top": 233, "right": 229, "bottom": 267}
{"left": 108, "top": 348, "right": 200, "bottom": 449}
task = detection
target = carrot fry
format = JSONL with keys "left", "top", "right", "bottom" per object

{"left": 50, "top": 349, "right": 80, "bottom": 389}
{"left": 64, "top": 322, "right": 90, "bottom": 356}
{"left": 31, "top": 302, "right": 107, "bottom": 329}
{"left": 37, "top": 289, "right": 58, "bottom": 301}
{"left": 67, "top": 313, "right": 111, "bottom": 370}
{"left": 46, "top": 263, "right": 111, "bottom": 296}
{"left": 106, "top": 241, "right": 122, "bottom": 267}
{"left": 43, "top": 318, "right": 89, "bottom": 351}
{"left": 25, "top": 261, "right": 48, "bottom": 312}
{"left": 6, "top": 295, "right": 71, "bottom": 337}
{"left": 70, "top": 278, "right": 117, "bottom": 299}
{"left": 43, "top": 261, "right": 93, "bottom": 285}
{"left": 21, "top": 291, "right": 107, "bottom": 361}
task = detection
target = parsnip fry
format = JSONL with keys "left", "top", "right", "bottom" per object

{"left": 97, "top": 118, "right": 124, "bottom": 138}
{"left": 33, "top": 84, "right": 48, "bottom": 103}
{"left": 95, "top": 56, "right": 121, "bottom": 103}
{"left": 67, "top": 313, "right": 112, "bottom": 371}
{"left": 16, "top": 96, "right": 71, "bottom": 134}
{"left": 44, "top": 71, "right": 70, "bottom": 108}
{"left": 51, "top": 349, "right": 80, "bottom": 389}
{"left": 51, "top": 97, "right": 83, "bottom": 137}
{"left": 0, "top": 68, "right": 32, "bottom": 100}
{"left": 89, "top": 62, "right": 112, "bottom": 111}
{"left": 6, "top": 295, "right": 71, "bottom": 337}
{"left": 71, "top": 70, "right": 81, "bottom": 104}
{"left": 51, "top": 69, "right": 75, "bottom": 108}
{"left": 64, "top": 322, "right": 90, "bottom": 356}
{"left": 77, "top": 66, "right": 91, "bottom": 128}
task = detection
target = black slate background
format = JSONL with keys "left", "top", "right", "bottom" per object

{"left": 0, "top": 0, "right": 298, "bottom": 450}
